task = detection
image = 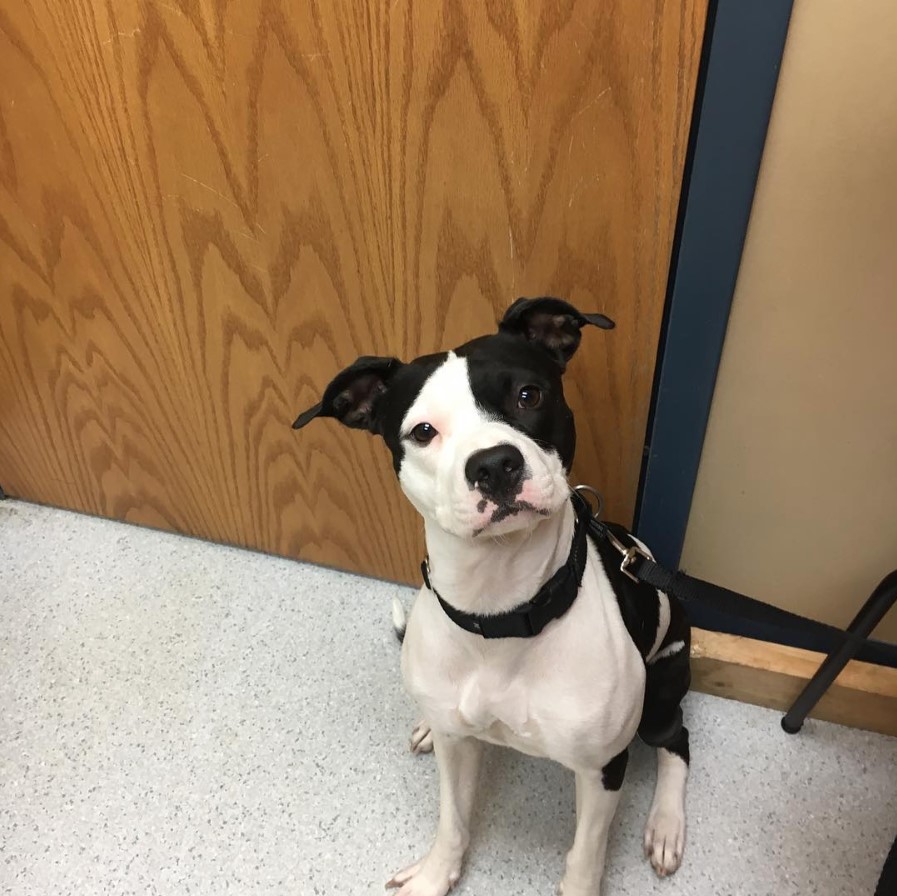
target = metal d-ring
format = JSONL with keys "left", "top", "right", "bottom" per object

{"left": 573, "top": 484, "right": 604, "bottom": 520}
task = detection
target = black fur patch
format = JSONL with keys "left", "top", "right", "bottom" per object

{"left": 659, "top": 727, "right": 690, "bottom": 766}
{"left": 638, "top": 597, "right": 691, "bottom": 764}
{"left": 588, "top": 527, "right": 692, "bottom": 762}
{"left": 588, "top": 523, "right": 661, "bottom": 658}
{"left": 458, "top": 332, "right": 577, "bottom": 470}
{"left": 601, "top": 748, "right": 629, "bottom": 791}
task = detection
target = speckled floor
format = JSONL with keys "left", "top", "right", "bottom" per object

{"left": 2, "top": 499, "right": 896, "bottom": 896}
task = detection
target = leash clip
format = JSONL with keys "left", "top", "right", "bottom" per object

{"left": 602, "top": 527, "right": 650, "bottom": 583}
{"left": 573, "top": 484, "right": 647, "bottom": 583}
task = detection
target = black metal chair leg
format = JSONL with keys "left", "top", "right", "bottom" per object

{"left": 875, "top": 824, "right": 897, "bottom": 896}
{"left": 781, "top": 570, "right": 897, "bottom": 734}
{"left": 876, "top": 826, "right": 897, "bottom": 896}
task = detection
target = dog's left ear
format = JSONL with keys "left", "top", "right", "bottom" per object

{"left": 499, "top": 297, "right": 614, "bottom": 367}
{"left": 292, "top": 355, "right": 403, "bottom": 433}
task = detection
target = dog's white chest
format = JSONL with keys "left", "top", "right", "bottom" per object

{"left": 402, "top": 563, "right": 647, "bottom": 766}
{"left": 454, "top": 674, "right": 536, "bottom": 745}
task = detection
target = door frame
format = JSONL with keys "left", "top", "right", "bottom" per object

{"left": 635, "top": 0, "right": 897, "bottom": 667}
{"left": 634, "top": 0, "right": 793, "bottom": 565}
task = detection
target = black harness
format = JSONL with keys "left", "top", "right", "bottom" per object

{"left": 422, "top": 486, "right": 883, "bottom": 656}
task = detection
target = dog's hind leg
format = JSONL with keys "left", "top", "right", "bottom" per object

{"left": 393, "top": 597, "right": 434, "bottom": 754}
{"left": 410, "top": 721, "right": 434, "bottom": 754}
{"left": 644, "top": 737, "right": 689, "bottom": 877}
{"left": 639, "top": 598, "right": 691, "bottom": 877}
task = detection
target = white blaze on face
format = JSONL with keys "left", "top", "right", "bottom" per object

{"left": 397, "top": 353, "right": 569, "bottom": 538}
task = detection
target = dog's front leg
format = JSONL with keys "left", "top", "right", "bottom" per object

{"left": 559, "top": 751, "right": 628, "bottom": 896}
{"left": 387, "top": 731, "right": 482, "bottom": 896}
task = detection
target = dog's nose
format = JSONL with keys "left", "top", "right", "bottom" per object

{"left": 465, "top": 444, "right": 525, "bottom": 496}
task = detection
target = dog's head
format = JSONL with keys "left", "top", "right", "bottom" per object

{"left": 293, "top": 298, "right": 613, "bottom": 538}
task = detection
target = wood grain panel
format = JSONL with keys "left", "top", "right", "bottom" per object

{"left": 0, "top": 1, "right": 707, "bottom": 583}
{"left": 691, "top": 629, "right": 897, "bottom": 738}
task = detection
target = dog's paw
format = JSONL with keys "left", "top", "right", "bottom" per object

{"left": 643, "top": 805, "right": 685, "bottom": 877}
{"left": 557, "top": 872, "right": 602, "bottom": 896}
{"left": 410, "top": 721, "right": 433, "bottom": 754}
{"left": 386, "top": 857, "right": 460, "bottom": 896}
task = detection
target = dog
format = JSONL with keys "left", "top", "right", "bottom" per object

{"left": 293, "top": 298, "right": 691, "bottom": 896}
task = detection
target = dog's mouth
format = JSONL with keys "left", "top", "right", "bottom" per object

{"left": 472, "top": 499, "right": 550, "bottom": 536}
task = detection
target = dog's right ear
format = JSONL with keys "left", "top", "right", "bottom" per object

{"left": 292, "top": 356, "right": 403, "bottom": 433}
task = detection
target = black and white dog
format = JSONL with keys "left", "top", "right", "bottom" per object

{"left": 293, "top": 298, "right": 691, "bottom": 896}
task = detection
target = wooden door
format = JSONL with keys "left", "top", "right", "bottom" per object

{"left": 0, "top": 1, "right": 706, "bottom": 584}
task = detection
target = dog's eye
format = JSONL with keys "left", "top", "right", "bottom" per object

{"left": 409, "top": 422, "right": 438, "bottom": 444}
{"left": 517, "top": 386, "right": 543, "bottom": 410}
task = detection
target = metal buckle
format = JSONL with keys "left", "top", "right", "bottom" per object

{"left": 602, "top": 527, "right": 650, "bottom": 583}
{"left": 573, "top": 484, "right": 604, "bottom": 519}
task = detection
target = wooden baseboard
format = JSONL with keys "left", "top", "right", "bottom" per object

{"left": 690, "top": 628, "right": 897, "bottom": 737}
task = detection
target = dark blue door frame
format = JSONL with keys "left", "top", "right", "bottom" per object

{"left": 634, "top": 0, "right": 794, "bottom": 564}
{"left": 635, "top": 0, "right": 897, "bottom": 668}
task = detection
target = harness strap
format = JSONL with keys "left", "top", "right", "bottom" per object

{"left": 587, "top": 515, "right": 870, "bottom": 653}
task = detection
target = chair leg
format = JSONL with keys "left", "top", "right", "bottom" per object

{"left": 781, "top": 570, "right": 897, "bottom": 734}
{"left": 876, "top": 826, "right": 897, "bottom": 896}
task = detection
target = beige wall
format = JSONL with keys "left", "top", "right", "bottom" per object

{"left": 681, "top": 0, "right": 897, "bottom": 643}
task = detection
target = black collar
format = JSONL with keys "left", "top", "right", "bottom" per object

{"left": 420, "top": 493, "right": 593, "bottom": 639}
